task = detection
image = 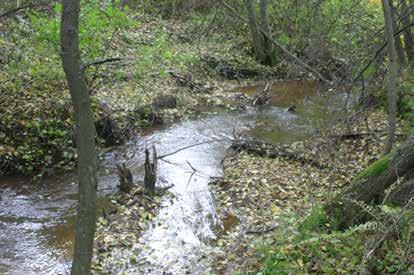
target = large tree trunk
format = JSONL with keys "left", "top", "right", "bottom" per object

{"left": 61, "top": 1, "right": 98, "bottom": 274}
{"left": 326, "top": 136, "right": 414, "bottom": 230}
{"left": 246, "top": 0, "right": 265, "bottom": 63}
{"left": 246, "top": 0, "right": 275, "bottom": 66}
{"left": 401, "top": 0, "right": 414, "bottom": 65}
{"left": 382, "top": 0, "right": 399, "bottom": 155}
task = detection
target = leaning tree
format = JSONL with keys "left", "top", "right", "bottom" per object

{"left": 325, "top": 135, "right": 414, "bottom": 230}
{"left": 61, "top": 0, "right": 98, "bottom": 274}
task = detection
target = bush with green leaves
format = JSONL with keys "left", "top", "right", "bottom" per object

{"left": 0, "top": 0, "right": 131, "bottom": 175}
{"left": 29, "top": 0, "right": 131, "bottom": 60}
{"left": 135, "top": 32, "right": 197, "bottom": 79}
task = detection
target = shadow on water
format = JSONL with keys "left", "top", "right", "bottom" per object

{"left": 0, "top": 80, "right": 347, "bottom": 274}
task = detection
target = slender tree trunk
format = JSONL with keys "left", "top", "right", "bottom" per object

{"left": 61, "top": 1, "right": 98, "bottom": 274}
{"left": 401, "top": 0, "right": 414, "bottom": 64}
{"left": 390, "top": 3, "right": 406, "bottom": 66}
{"left": 246, "top": 0, "right": 265, "bottom": 63}
{"left": 382, "top": 0, "right": 399, "bottom": 155}
{"left": 259, "top": 0, "right": 275, "bottom": 66}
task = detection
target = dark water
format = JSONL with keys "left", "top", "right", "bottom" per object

{"left": 0, "top": 81, "right": 346, "bottom": 274}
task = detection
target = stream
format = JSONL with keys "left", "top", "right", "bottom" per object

{"left": 0, "top": 81, "right": 348, "bottom": 274}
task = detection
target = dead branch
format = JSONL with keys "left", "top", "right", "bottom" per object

{"left": 246, "top": 224, "right": 278, "bottom": 235}
{"left": 168, "top": 71, "right": 207, "bottom": 92}
{"left": 252, "top": 81, "right": 272, "bottom": 106}
{"left": 157, "top": 138, "right": 229, "bottom": 159}
{"left": 81, "top": 57, "right": 122, "bottom": 71}
{"left": 1, "top": 4, "right": 32, "bottom": 19}
{"left": 231, "top": 139, "right": 325, "bottom": 169}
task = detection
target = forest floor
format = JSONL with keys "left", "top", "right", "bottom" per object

{"left": 209, "top": 110, "right": 413, "bottom": 274}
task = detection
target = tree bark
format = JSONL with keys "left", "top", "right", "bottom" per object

{"left": 388, "top": 178, "right": 414, "bottom": 205}
{"left": 61, "top": 1, "right": 98, "bottom": 274}
{"left": 326, "top": 136, "right": 414, "bottom": 230}
{"left": 259, "top": 0, "right": 275, "bottom": 66}
{"left": 390, "top": 3, "right": 406, "bottom": 66}
{"left": 382, "top": 0, "right": 399, "bottom": 155}
{"left": 144, "top": 146, "right": 157, "bottom": 194}
{"left": 246, "top": 0, "right": 265, "bottom": 63}
{"left": 401, "top": 0, "right": 414, "bottom": 64}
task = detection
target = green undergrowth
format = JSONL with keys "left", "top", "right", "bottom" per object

{"left": 0, "top": 1, "right": 267, "bottom": 176}
{"left": 259, "top": 206, "right": 414, "bottom": 274}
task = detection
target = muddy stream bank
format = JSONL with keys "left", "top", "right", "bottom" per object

{"left": 0, "top": 81, "right": 347, "bottom": 274}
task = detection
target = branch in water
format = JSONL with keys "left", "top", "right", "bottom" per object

{"left": 157, "top": 138, "right": 229, "bottom": 159}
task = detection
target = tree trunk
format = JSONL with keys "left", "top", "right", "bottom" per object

{"left": 246, "top": 0, "right": 265, "bottom": 63}
{"left": 325, "top": 136, "right": 414, "bottom": 230}
{"left": 61, "top": 1, "right": 98, "bottom": 274}
{"left": 388, "top": 178, "right": 414, "bottom": 205}
{"left": 401, "top": 0, "right": 414, "bottom": 65}
{"left": 382, "top": 0, "right": 399, "bottom": 155}
{"left": 117, "top": 163, "right": 133, "bottom": 193}
{"left": 259, "top": 0, "right": 275, "bottom": 66}
{"left": 390, "top": 3, "right": 406, "bottom": 66}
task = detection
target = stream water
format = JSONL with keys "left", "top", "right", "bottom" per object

{"left": 0, "top": 80, "right": 347, "bottom": 274}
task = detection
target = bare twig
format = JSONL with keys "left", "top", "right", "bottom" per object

{"left": 157, "top": 138, "right": 229, "bottom": 159}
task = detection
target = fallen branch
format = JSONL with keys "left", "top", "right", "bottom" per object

{"left": 157, "top": 138, "right": 228, "bottom": 159}
{"left": 252, "top": 81, "right": 272, "bottom": 106}
{"left": 230, "top": 139, "right": 325, "bottom": 169}
{"left": 168, "top": 71, "right": 207, "bottom": 92}
{"left": 81, "top": 57, "right": 122, "bottom": 71}
{"left": 246, "top": 225, "right": 278, "bottom": 235}
{"left": 329, "top": 130, "right": 405, "bottom": 141}
{"left": 1, "top": 4, "right": 32, "bottom": 19}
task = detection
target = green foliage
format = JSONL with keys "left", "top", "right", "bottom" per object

{"left": 258, "top": 213, "right": 364, "bottom": 275}
{"left": 135, "top": 33, "right": 197, "bottom": 79}
{"left": 259, "top": 210, "right": 414, "bottom": 274}
{"left": 299, "top": 207, "right": 329, "bottom": 235}
{"left": 29, "top": 0, "right": 131, "bottom": 60}
{"left": 0, "top": 1, "right": 132, "bottom": 175}
{"left": 356, "top": 154, "right": 391, "bottom": 180}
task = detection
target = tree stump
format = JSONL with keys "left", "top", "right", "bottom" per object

{"left": 116, "top": 163, "right": 133, "bottom": 193}
{"left": 144, "top": 145, "right": 157, "bottom": 195}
